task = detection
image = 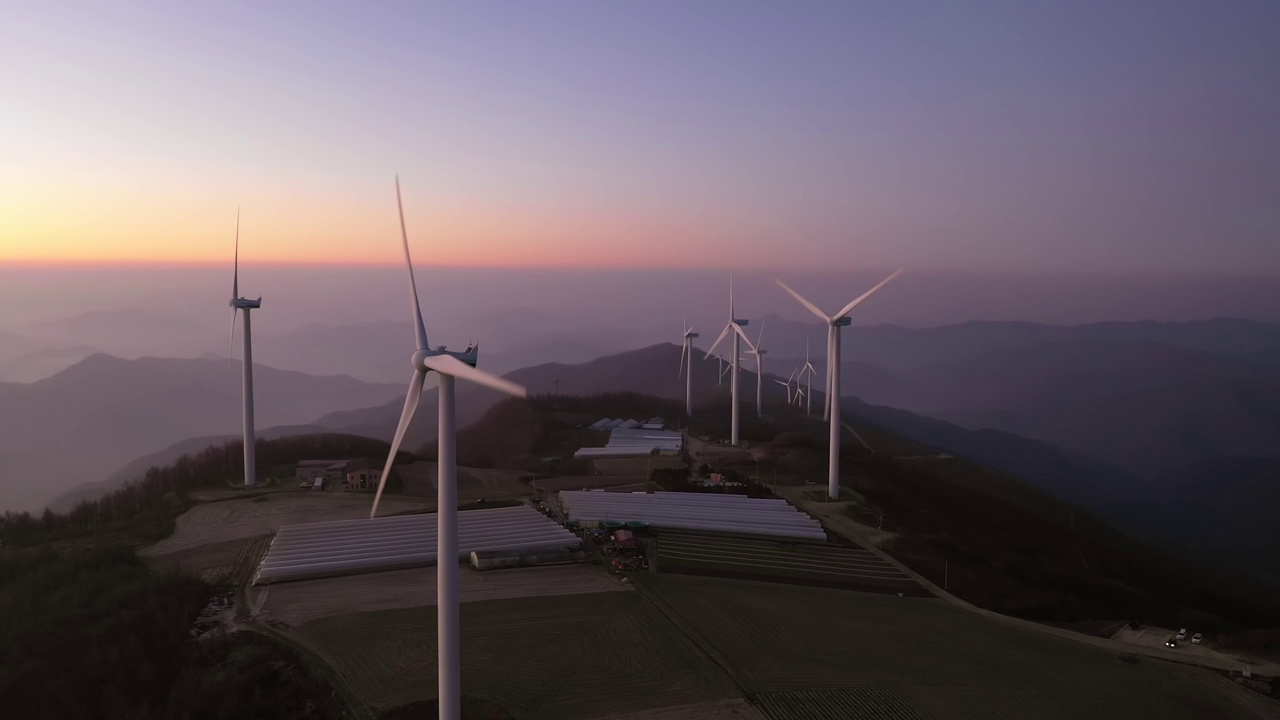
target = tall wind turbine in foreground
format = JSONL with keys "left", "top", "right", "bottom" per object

{"left": 678, "top": 317, "right": 699, "bottom": 417}
{"left": 746, "top": 319, "right": 768, "bottom": 418}
{"left": 777, "top": 270, "right": 902, "bottom": 498}
{"left": 228, "top": 209, "right": 260, "bottom": 488}
{"left": 369, "top": 178, "right": 526, "bottom": 720}
{"left": 705, "top": 273, "right": 754, "bottom": 445}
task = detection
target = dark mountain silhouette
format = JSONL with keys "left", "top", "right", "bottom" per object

{"left": 0, "top": 354, "right": 404, "bottom": 512}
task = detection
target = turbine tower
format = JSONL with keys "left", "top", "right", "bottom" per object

{"left": 705, "top": 272, "right": 753, "bottom": 445}
{"left": 678, "top": 317, "right": 699, "bottom": 417}
{"left": 369, "top": 177, "right": 526, "bottom": 720}
{"left": 228, "top": 208, "right": 260, "bottom": 488}
{"left": 777, "top": 270, "right": 902, "bottom": 498}
{"left": 746, "top": 319, "right": 768, "bottom": 418}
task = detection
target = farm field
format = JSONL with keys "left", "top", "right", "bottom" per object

{"left": 145, "top": 534, "right": 270, "bottom": 585}
{"left": 140, "top": 493, "right": 431, "bottom": 556}
{"left": 637, "top": 574, "right": 1275, "bottom": 720}
{"left": 592, "top": 698, "right": 766, "bottom": 719}
{"left": 398, "top": 462, "right": 533, "bottom": 502}
{"left": 535, "top": 475, "right": 656, "bottom": 493}
{"left": 255, "top": 563, "right": 630, "bottom": 625}
{"left": 294, "top": 590, "right": 739, "bottom": 717}
{"left": 590, "top": 456, "right": 685, "bottom": 475}
{"left": 656, "top": 531, "right": 928, "bottom": 596}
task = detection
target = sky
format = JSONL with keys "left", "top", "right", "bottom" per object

{"left": 2, "top": 1, "right": 1278, "bottom": 273}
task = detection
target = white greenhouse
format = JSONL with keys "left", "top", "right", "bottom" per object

{"left": 252, "top": 504, "right": 580, "bottom": 585}
{"left": 559, "top": 490, "right": 827, "bottom": 540}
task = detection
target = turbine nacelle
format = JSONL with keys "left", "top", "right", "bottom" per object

{"left": 231, "top": 297, "right": 261, "bottom": 310}
{"left": 412, "top": 347, "right": 479, "bottom": 372}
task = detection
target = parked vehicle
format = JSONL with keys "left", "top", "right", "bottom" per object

{"left": 1176, "top": 628, "right": 1188, "bottom": 640}
{"left": 298, "top": 481, "right": 311, "bottom": 489}
{"left": 1191, "top": 633, "right": 1203, "bottom": 644}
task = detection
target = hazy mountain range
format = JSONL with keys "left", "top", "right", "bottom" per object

{"left": 0, "top": 355, "right": 403, "bottom": 511}
{"left": 6, "top": 315, "right": 1278, "bottom": 586}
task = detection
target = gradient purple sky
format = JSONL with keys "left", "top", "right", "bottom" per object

{"left": 2, "top": 1, "right": 1278, "bottom": 273}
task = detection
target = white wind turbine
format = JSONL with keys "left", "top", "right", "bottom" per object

{"left": 369, "top": 177, "right": 527, "bottom": 720}
{"left": 704, "top": 272, "right": 754, "bottom": 445}
{"left": 678, "top": 317, "right": 699, "bottom": 417}
{"left": 777, "top": 270, "right": 902, "bottom": 498}
{"left": 228, "top": 208, "right": 260, "bottom": 488}
{"left": 774, "top": 367, "right": 796, "bottom": 405}
{"left": 745, "top": 319, "right": 768, "bottom": 418}
{"left": 792, "top": 368, "right": 807, "bottom": 408}
{"left": 799, "top": 336, "right": 819, "bottom": 416}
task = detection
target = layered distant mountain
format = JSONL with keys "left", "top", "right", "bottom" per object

{"left": 758, "top": 317, "right": 1280, "bottom": 479}
{"left": 0, "top": 354, "right": 403, "bottom": 511}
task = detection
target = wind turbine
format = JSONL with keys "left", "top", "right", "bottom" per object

{"left": 369, "top": 177, "right": 527, "bottom": 720}
{"left": 792, "top": 370, "right": 807, "bottom": 408}
{"left": 704, "top": 272, "right": 754, "bottom": 445}
{"left": 678, "top": 317, "right": 699, "bottom": 417}
{"left": 774, "top": 367, "right": 796, "bottom": 405}
{"left": 745, "top": 319, "right": 768, "bottom": 418}
{"left": 776, "top": 270, "right": 902, "bottom": 498}
{"left": 228, "top": 208, "right": 260, "bottom": 488}
{"left": 799, "top": 336, "right": 818, "bottom": 415}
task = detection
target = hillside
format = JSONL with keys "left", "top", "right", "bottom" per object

{"left": 0, "top": 354, "right": 404, "bottom": 512}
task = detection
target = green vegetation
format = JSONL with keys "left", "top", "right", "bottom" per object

{"left": 0, "top": 434, "right": 389, "bottom": 719}
{"left": 835, "top": 449, "right": 1280, "bottom": 630}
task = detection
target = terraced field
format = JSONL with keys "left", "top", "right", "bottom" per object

{"left": 637, "top": 574, "right": 1273, "bottom": 720}
{"left": 295, "top": 591, "right": 738, "bottom": 718}
{"left": 656, "top": 531, "right": 928, "bottom": 596}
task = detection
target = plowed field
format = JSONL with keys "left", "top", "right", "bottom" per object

{"left": 637, "top": 574, "right": 1273, "bottom": 720}
{"left": 296, "top": 591, "right": 738, "bottom": 717}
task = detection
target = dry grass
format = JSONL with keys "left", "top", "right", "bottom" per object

{"left": 397, "top": 461, "right": 532, "bottom": 502}
{"left": 140, "top": 493, "right": 431, "bottom": 556}
{"left": 255, "top": 564, "right": 630, "bottom": 626}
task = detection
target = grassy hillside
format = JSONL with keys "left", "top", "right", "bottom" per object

{"left": 0, "top": 434, "right": 390, "bottom": 719}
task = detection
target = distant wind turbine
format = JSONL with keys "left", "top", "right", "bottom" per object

{"left": 799, "top": 336, "right": 818, "bottom": 415}
{"left": 776, "top": 270, "right": 902, "bottom": 498}
{"left": 774, "top": 367, "right": 796, "bottom": 405}
{"left": 228, "top": 208, "right": 260, "bottom": 488}
{"left": 705, "top": 272, "right": 754, "bottom": 445}
{"left": 678, "top": 316, "right": 699, "bottom": 417}
{"left": 369, "top": 177, "right": 526, "bottom": 720}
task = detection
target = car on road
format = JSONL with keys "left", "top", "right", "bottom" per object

{"left": 1192, "top": 633, "right": 1203, "bottom": 644}
{"left": 1165, "top": 638, "right": 1178, "bottom": 648}
{"left": 1176, "top": 627, "right": 1188, "bottom": 640}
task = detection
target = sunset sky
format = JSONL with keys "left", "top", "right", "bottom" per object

{"left": 2, "top": 2, "right": 1277, "bottom": 272}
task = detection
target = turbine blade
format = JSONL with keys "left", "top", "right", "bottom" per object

{"left": 835, "top": 269, "right": 904, "bottom": 320}
{"left": 756, "top": 317, "right": 765, "bottom": 348}
{"left": 704, "top": 323, "right": 732, "bottom": 359}
{"left": 232, "top": 206, "right": 240, "bottom": 300}
{"left": 370, "top": 369, "right": 426, "bottom": 519}
{"left": 229, "top": 308, "right": 238, "bottom": 361}
{"left": 395, "top": 176, "right": 430, "bottom": 351}
{"left": 775, "top": 279, "right": 829, "bottom": 322}
{"left": 423, "top": 353, "right": 526, "bottom": 397}
{"left": 678, "top": 341, "right": 687, "bottom": 378}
